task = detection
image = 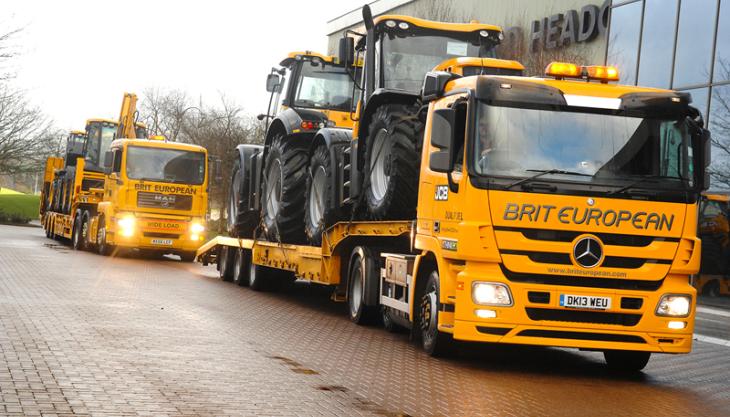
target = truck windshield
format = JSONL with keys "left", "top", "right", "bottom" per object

{"left": 126, "top": 146, "right": 205, "bottom": 185}
{"left": 474, "top": 103, "right": 694, "bottom": 190}
{"left": 293, "top": 62, "right": 354, "bottom": 112}
{"left": 380, "top": 32, "right": 496, "bottom": 92}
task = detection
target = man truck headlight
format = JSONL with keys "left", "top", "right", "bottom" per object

{"left": 472, "top": 282, "right": 513, "bottom": 306}
{"left": 117, "top": 214, "right": 136, "bottom": 237}
{"left": 656, "top": 294, "right": 691, "bottom": 317}
{"left": 191, "top": 222, "right": 205, "bottom": 234}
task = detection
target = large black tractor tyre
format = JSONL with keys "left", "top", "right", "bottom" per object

{"left": 227, "top": 154, "right": 260, "bottom": 238}
{"left": 304, "top": 144, "right": 341, "bottom": 245}
{"left": 364, "top": 103, "right": 423, "bottom": 220}
{"left": 261, "top": 134, "right": 308, "bottom": 243}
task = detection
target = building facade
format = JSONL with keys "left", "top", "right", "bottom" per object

{"left": 327, "top": 0, "right": 730, "bottom": 188}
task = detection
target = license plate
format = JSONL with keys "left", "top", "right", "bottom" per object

{"left": 559, "top": 294, "right": 611, "bottom": 310}
{"left": 151, "top": 239, "right": 173, "bottom": 246}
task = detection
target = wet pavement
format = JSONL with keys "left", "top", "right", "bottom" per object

{"left": 1, "top": 224, "right": 729, "bottom": 417}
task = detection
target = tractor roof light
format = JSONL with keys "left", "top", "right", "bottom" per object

{"left": 545, "top": 62, "right": 620, "bottom": 83}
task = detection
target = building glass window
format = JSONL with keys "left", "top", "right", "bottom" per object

{"left": 673, "top": 0, "right": 718, "bottom": 88}
{"left": 714, "top": 0, "right": 730, "bottom": 82}
{"left": 637, "top": 0, "right": 678, "bottom": 88}
{"left": 607, "top": 2, "right": 643, "bottom": 85}
{"left": 683, "top": 87, "right": 710, "bottom": 122}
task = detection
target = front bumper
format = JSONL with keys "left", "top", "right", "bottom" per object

{"left": 110, "top": 215, "right": 205, "bottom": 252}
{"left": 449, "top": 264, "right": 696, "bottom": 354}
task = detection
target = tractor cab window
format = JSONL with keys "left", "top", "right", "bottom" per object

{"left": 292, "top": 60, "right": 354, "bottom": 112}
{"left": 85, "top": 123, "right": 117, "bottom": 170}
{"left": 702, "top": 200, "right": 727, "bottom": 218}
{"left": 378, "top": 29, "right": 497, "bottom": 93}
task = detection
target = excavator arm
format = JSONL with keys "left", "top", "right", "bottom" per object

{"left": 117, "top": 92, "right": 139, "bottom": 139}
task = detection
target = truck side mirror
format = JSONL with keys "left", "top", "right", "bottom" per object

{"left": 422, "top": 71, "right": 460, "bottom": 103}
{"left": 695, "top": 128, "right": 711, "bottom": 191}
{"left": 103, "top": 151, "right": 113, "bottom": 171}
{"left": 266, "top": 73, "right": 281, "bottom": 93}
{"left": 429, "top": 108, "right": 455, "bottom": 173}
{"left": 338, "top": 37, "right": 354, "bottom": 67}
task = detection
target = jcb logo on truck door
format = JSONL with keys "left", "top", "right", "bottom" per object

{"left": 435, "top": 185, "right": 448, "bottom": 201}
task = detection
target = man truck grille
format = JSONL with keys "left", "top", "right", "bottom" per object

{"left": 137, "top": 192, "right": 192, "bottom": 210}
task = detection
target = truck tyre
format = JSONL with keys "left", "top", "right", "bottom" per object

{"left": 232, "top": 248, "right": 251, "bottom": 287}
{"left": 228, "top": 158, "right": 243, "bottom": 236}
{"left": 305, "top": 144, "right": 339, "bottom": 245}
{"left": 218, "top": 246, "right": 234, "bottom": 282}
{"left": 418, "top": 270, "right": 454, "bottom": 357}
{"left": 72, "top": 212, "right": 84, "bottom": 250}
{"left": 261, "top": 134, "right": 308, "bottom": 243}
{"left": 249, "top": 263, "right": 271, "bottom": 291}
{"left": 347, "top": 246, "right": 379, "bottom": 325}
{"left": 180, "top": 251, "right": 196, "bottom": 263}
{"left": 81, "top": 211, "right": 94, "bottom": 251}
{"left": 603, "top": 350, "right": 651, "bottom": 372}
{"left": 97, "top": 219, "right": 115, "bottom": 256}
{"left": 364, "top": 104, "right": 423, "bottom": 220}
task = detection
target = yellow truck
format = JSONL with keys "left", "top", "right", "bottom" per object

{"left": 198, "top": 7, "right": 710, "bottom": 372}
{"left": 40, "top": 93, "right": 211, "bottom": 261}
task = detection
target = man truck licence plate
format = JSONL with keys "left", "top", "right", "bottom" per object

{"left": 151, "top": 239, "right": 173, "bottom": 246}
{"left": 560, "top": 294, "right": 611, "bottom": 310}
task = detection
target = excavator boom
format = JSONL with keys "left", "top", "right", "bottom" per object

{"left": 117, "top": 92, "right": 139, "bottom": 139}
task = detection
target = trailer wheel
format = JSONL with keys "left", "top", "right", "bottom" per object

{"left": 364, "top": 104, "right": 423, "bottom": 220}
{"left": 81, "top": 211, "right": 94, "bottom": 251}
{"left": 347, "top": 246, "right": 379, "bottom": 325}
{"left": 97, "top": 219, "right": 114, "bottom": 256}
{"left": 261, "top": 134, "right": 308, "bottom": 243}
{"left": 232, "top": 248, "right": 251, "bottom": 287}
{"left": 418, "top": 270, "right": 454, "bottom": 356}
{"left": 603, "top": 350, "right": 651, "bottom": 372}
{"left": 72, "top": 212, "right": 84, "bottom": 250}
{"left": 218, "top": 246, "right": 234, "bottom": 282}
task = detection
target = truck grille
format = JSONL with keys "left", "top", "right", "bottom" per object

{"left": 501, "top": 266, "right": 664, "bottom": 291}
{"left": 525, "top": 307, "right": 642, "bottom": 326}
{"left": 137, "top": 192, "right": 192, "bottom": 210}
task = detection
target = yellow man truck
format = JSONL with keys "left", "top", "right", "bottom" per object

{"left": 198, "top": 7, "right": 710, "bottom": 372}
{"left": 40, "top": 93, "right": 210, "bottom": 261}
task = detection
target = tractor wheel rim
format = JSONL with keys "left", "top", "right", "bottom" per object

{"left": 265, "top": 159, "right": 283, "bottom": 220}
{"left": 369, "top": 129, "right": 389, "bottom": 202}
{"left": 350, "top": 263, "right": 362, "bottom": 316}
{"left": 308, "top": 166, "right": 327, "bottom": 227}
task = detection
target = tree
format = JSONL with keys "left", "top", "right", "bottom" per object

{"left": 709, "top": 60, "right": 730, "bottom": 189}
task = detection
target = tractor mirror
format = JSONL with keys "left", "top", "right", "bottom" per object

{"left": 266, "top": 73, "right": 281, "bottom": 93}
{"left": 339, "top": 37, "right": 354, "bottom": 67}
{"left": 429, "top": 108, "right": 455, "bottom": 173}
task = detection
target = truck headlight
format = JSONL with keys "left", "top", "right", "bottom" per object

{"left": 117, "top": 214, "right": 136, "bottom": 237}
{"left": 472, "top": 282, "right": 512, "bottom": 306}
{"left": 656, "top": 294, "right": 691, "bottom": 317}
{"left": 191, "top": 222, "right": 205, "bottom": 234}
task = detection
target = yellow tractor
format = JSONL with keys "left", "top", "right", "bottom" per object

{"left": 695, "top": 193, "right": 730, "bottom": 296}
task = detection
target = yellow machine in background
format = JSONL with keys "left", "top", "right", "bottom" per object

{"left": 695, "top": 193, "right": 730, "bottom": 296}
{"left": 40, "top": 93, "right": 211, "bottom": 261}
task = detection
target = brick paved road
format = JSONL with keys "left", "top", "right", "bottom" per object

{"left": 1, "top": 224, "right": 729, "bottom": 417}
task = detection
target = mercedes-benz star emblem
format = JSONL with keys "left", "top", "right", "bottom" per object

{"left": 587, "top": 198, "right": 595, "bottom": 206}
{"left": 573, "top": 236, "right": 603, "bottom": 268}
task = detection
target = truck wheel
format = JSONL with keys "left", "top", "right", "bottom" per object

{"left": 347, "top": 246, "right": 379, "bottom": 325}
{"left": 72, "top": 212, "right": 84, "bottom": 250}
{"left": 418, "top": 270, "right": 454, "bottom": 357}
{"left": 261, "top": 134, "right": 308, "bottom": 243}
{"left": 81, "top": 211, "right": 94, "bottom": 251}
{"left": 218, "top": 246, "right": 234, "bottom": 282}
{"left": 305, "top": 144, "right": 338, "bottom": 245}
{"left": 702, "top": 280, "right": 721, "bottom": 297}
{"left": 97, "top": 220, "right": 115, "bottom": 256}
{"left": 364, "top": 104, "right": 423, "bottom": 220}
{"left": 603, "top": 350, "right": 651, "bottom": 372}
{"left": 232, "top": 248, "right": 251, "bottom": 287}
{"left": 180, "top": 251, "right": 196, "bottom": 263}
{"left": 249, "top": 262, "right": 270, "bottom": 291}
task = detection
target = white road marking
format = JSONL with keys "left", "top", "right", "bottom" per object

{"left": 696, "top": 306, "right": 730, "bottom": 318}
{"left": 696, "top": 316, "right": 727, "bottom": 325}
{"left": 694, "top": 334, "right": 730, "bottom": 347}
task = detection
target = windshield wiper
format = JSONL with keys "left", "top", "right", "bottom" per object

{"left": 607, "top": 175, "right": 666, "bottom": 195}
{"left": 505, "top": 169, "right": 592, "bottom": 190}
